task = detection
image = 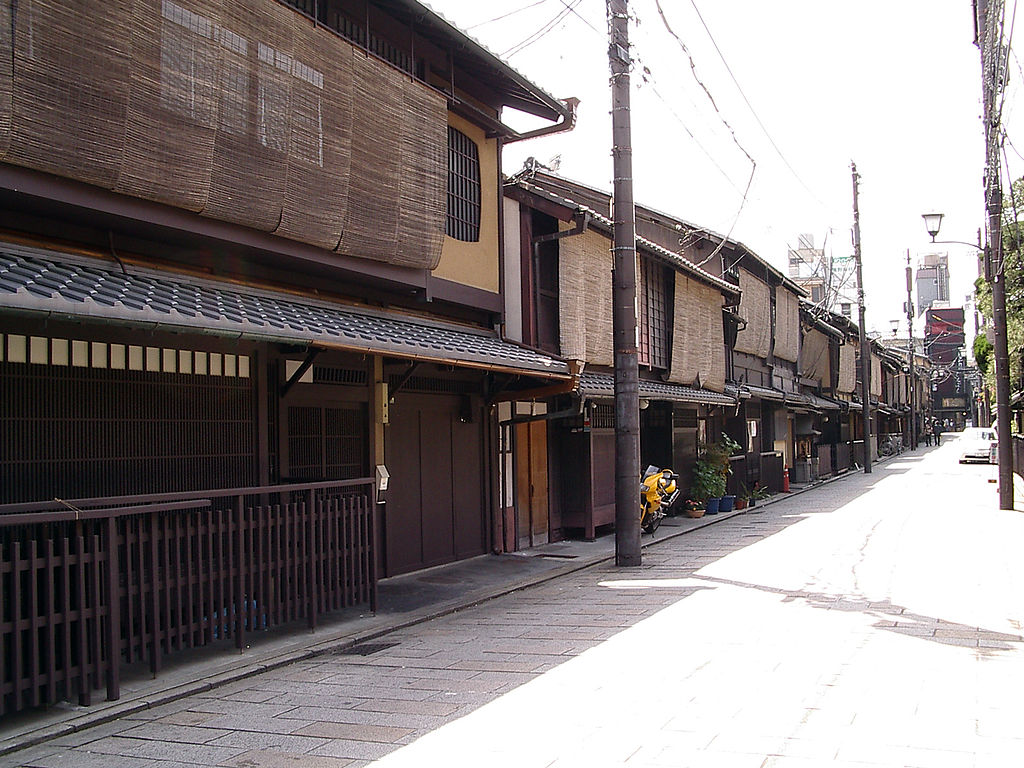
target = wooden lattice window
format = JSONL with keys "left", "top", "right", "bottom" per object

{"left": 638, "top": 257, "right": 670, "bottom": 369}
{"left": 447, "top": 126, "right": 481, "bottom": 242}
{"left": 287, "top": 403, "right": 368, "bottom": 481}
{"left": 0, "top": 337, "right": 256, "bottom": 504}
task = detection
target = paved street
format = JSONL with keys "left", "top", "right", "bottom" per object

{"left": 7, "top": 437, "right": 1024, "bottom": 768}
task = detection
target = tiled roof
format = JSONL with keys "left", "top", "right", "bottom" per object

{"left": 579, "top": 372, "right": 735, "bottom": 406}
{"left": 0, "top": 248, "right": 568, "bottom": 377}
{"left": 804, "top": 393, "right": 842, "bottom": 411}
{"left": 742, "top": 384, "right": 787, "bottom": 402}
{"left": 515, "top": 180, "right": 740, "bottom": 296}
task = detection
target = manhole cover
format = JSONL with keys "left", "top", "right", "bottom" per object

{"left": 335, "top": 641, "right": 399, "bottom": 656}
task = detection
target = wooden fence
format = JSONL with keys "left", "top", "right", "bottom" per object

{"left": 0, "top": 479, "right": 375, "bottom": 717}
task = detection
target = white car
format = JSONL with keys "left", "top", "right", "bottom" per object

{"left": 958, "top": 427, "right": 998, "bottom": 464}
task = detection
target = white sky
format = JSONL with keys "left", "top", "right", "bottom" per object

{"left": 427, "top": 0, "right": 1020, "bottom": 337}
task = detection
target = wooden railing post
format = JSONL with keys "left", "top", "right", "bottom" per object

{"left": 306, "top": 489, "right": 317, "bottom": 631}
{"left": 234, "top": 496, "right": 245, "bottom": 652}
{"left": 105, "top": 516, "right": 121, "bottom": 701}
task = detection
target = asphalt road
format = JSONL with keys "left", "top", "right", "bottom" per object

{"left": 8, "top": 436, "right": 1024, "bottom": 768}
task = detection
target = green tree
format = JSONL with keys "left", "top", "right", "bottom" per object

{"left": 973, "top": 333, "right": 993, "bottom": 376}
{"left": 974, "top": 178, "right": 1024, "bottom": 394}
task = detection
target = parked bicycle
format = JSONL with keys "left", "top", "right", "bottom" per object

{"left": 878, "top": 434, "right": 905, "bottom": 457}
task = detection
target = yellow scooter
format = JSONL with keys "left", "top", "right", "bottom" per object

{"left": 640, "top": 465, "right": 680, "bottom": 533}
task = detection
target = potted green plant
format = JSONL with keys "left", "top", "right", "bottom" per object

{"left": 691, "top": 457, "right": 726, "bottom": 513}
{"left": 748, "top": 482, "right": 771, "bottom": 507}
{"left": 693, "top": 433, "right": 741, "bottom": 514}
{"left": 734, "top": 483, "right": 749, "bottom": 510}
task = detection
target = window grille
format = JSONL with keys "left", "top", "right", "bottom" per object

{"left": 591, "top": 404, "right": 615, "bottom": 429}
{"left": 638, "top": 257, "right": 669, "bottom": 369}
{"left": 447, "top": 126, "right": 481, "bottom": 242}
{"left": 287, "top": 404, "right": 368, "bottom": 481}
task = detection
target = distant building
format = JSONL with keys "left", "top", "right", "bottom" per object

{"left": 787, "top": 234, "right": 859, "bottom": 323}
{"left": 916, "top": 253, "right": 950, "bottom": 315}
{"left": 926, "top": 307, "right": 968, "bottom": 429}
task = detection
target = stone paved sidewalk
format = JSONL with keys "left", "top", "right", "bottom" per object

{"left": 7, "top": 440, "right": 1024, "bottom": 767}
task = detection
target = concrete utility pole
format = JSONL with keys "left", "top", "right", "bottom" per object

{"left": 852, "top": 162, "right": 871, "bottom": 473}
{"left": 906, "top": 250, "right": 916, "bottom": 449}
{"left": 608, "top": 0, "right": 641, "bottom": 565}
{"left": 978, "top": 0, "right": 1014, "bottom": 509}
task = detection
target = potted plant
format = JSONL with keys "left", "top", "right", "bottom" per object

{"left": 681, "top": 498, "right": 705, "bottom": 519}
{"left": 734, "top": 485, "right": 749, "bottom": 510}
{"left": 691, "top": 457, "right": 726, "bottom": 513}
{"left": 748, "top": 482, "right": 771, "bottom": 508}
{"left": 693, "top": 433, "right": 741, "bottom": 514}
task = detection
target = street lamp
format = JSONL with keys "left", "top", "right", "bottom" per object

{"left": 920, "top": 212, "right": 1013, "bottom": 510}
{"left": 922, "top": 212, "right": 945, "bottom": 242}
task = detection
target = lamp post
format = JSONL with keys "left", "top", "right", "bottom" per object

{"left": 921, "top": 212, "right": 1013, "bottom": 509}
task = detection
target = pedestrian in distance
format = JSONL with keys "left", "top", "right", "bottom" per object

{"left": 933, "top": 419, "right": 942, "bottom": 446}
{"left": 924, "top": 427, "right": 932, "bottom": 447}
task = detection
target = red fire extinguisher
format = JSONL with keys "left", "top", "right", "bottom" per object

{"left": 782, "top": 466, "right": 790, "bottom": 493}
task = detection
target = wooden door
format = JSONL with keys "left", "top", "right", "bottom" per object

{"left": 515, "top": 420, "right": 549, "bottom": 548}
{"left": 385, "top": 394, "right": 485, "bottom": 576}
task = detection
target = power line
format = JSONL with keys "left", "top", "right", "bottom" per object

{"left": 555, "top": 0, "right": 602, "bottom": 36}
{"left": 500, "top": 0, "right": 582, "bottom": 58}
{"left": 465, "top": 0, "right": 553, "bottom": 31}
{"left": 686, "top": 0, "right": 829, "bottom": 213}
{"left": 629, "top": 48, "right": 748, "bottom": 197}
{"left": 650, "top": 0, "right": 756, "bottom": 268}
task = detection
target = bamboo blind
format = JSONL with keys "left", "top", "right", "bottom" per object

{"left": 2, "top": 0, "right": 446, "bottom": 269}
{"left": 668, "top": 273, "right": 725, "bottom": 392}
{"left": 871, "top": 352, "right": 882, "bottom": 397}
{"left": 800, "top": 328, "right": 830, "bottom": 386}
{"left": 558, "top": 228, "right": 613, "bottom": 366}
{"left": 838, "top": 342, "right": 856, "bottom": 393}
{"left": 735, "top": 269, "right": 771, "bottom": 358}
{"left": 774, "top": 287, "right": 800, "bottom": 363}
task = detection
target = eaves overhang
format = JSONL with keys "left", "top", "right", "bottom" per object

{"left": 579, "top": 372, "right": 735, "bottom": 406}
{"left": 0, "top": 246, "right": 570, "bottom": 379}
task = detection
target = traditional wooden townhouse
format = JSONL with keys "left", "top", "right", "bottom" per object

{"left": 704, "top": 237, "right": 806, "bottom": 495}
{"left": 501, "top": 172, "right": 740, "bottom": 544}
{"left": 533, "top": 179, "right": 815, "bottom": 498}
{"left": 877, "top": 346, "right": 910, "bottom": 450}
{"left": 0, "top": 0, "right": 576, "bottom": 714}
{"left": 793, "top": 302, "right": 847, "bottom": 482}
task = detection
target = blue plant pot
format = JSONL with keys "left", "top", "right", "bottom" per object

{"left": 719, "top": 495, "right": 736, "bottom": 513}
{"left": 705, "top": 497, "right": 721, "bottom": 514}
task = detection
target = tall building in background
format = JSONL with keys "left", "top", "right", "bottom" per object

{"left": 787, "top": 234, "right": 859, "bottom": 323}
{"left": 916, "top": 253, "right": 950, "bottom": 315}
{"left": 926, "top": 307, "right": 967, "bottom": 429}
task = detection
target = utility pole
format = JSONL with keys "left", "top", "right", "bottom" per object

{"left": 852, "top": 162, "right": 871, "bottom": 473}
{"left": 978, "top": 0, "right": 1014, "bottom": 509}
{"left": 608, "top": 0, "right": 641, "bottom": 565}
{"left": 906, "top": 249, "right": 916, "bottom": 449}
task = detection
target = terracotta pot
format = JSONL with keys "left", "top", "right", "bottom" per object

{"left": 735, "top": 497, "right": 748, "bottom": 510}
{"left": 684, "top": 505, "right": 705, "bottom": 518}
